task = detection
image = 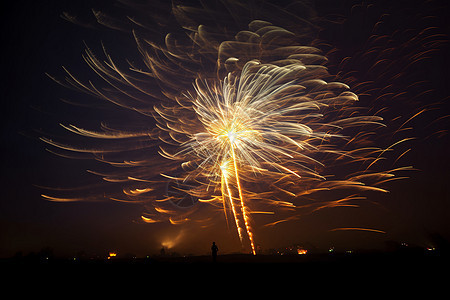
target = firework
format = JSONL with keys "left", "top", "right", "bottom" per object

{"left": 159, "top": 60, "right": 390, "bottom": 254}
{"left": 41, "top": 1, "right": 443, "bottom": 254}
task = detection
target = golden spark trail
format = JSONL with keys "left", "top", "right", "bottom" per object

{"left": 221, "top": 166, "right": 244, "bottom": 242}
{"left": 231, "top": 143, "right": 256, "bottom": 255}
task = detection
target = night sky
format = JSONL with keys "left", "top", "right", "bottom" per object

{"left": 1, "top": 0, "right": 449, "bottom": 258}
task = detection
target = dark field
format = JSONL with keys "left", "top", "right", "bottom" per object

{"left": 3, "top": 250, "right": 447, "bottom": 268}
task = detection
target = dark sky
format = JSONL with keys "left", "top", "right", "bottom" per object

{"left": 1, "top": 0, "right": 449, "bottom": 257}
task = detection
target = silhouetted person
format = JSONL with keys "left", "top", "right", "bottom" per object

{"left": 211, "top": 242, "right": 218, "bottom": 262}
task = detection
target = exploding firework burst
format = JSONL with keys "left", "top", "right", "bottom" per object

{"left": 40, "top": 0, "right": 446, "bottom": 254}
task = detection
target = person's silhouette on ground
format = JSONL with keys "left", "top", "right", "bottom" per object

{"left": 211, "top": 242, "right": 218, "bottom": 262}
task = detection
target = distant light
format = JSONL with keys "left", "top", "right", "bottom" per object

{"left": 109, "top": 252, "right": 117, "bottom": 258}
{"left": 297, "top": 249, "right": 308, "bottom": 255}
{"left": 328, "top": 247, "right": 335, "bottom": 253}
